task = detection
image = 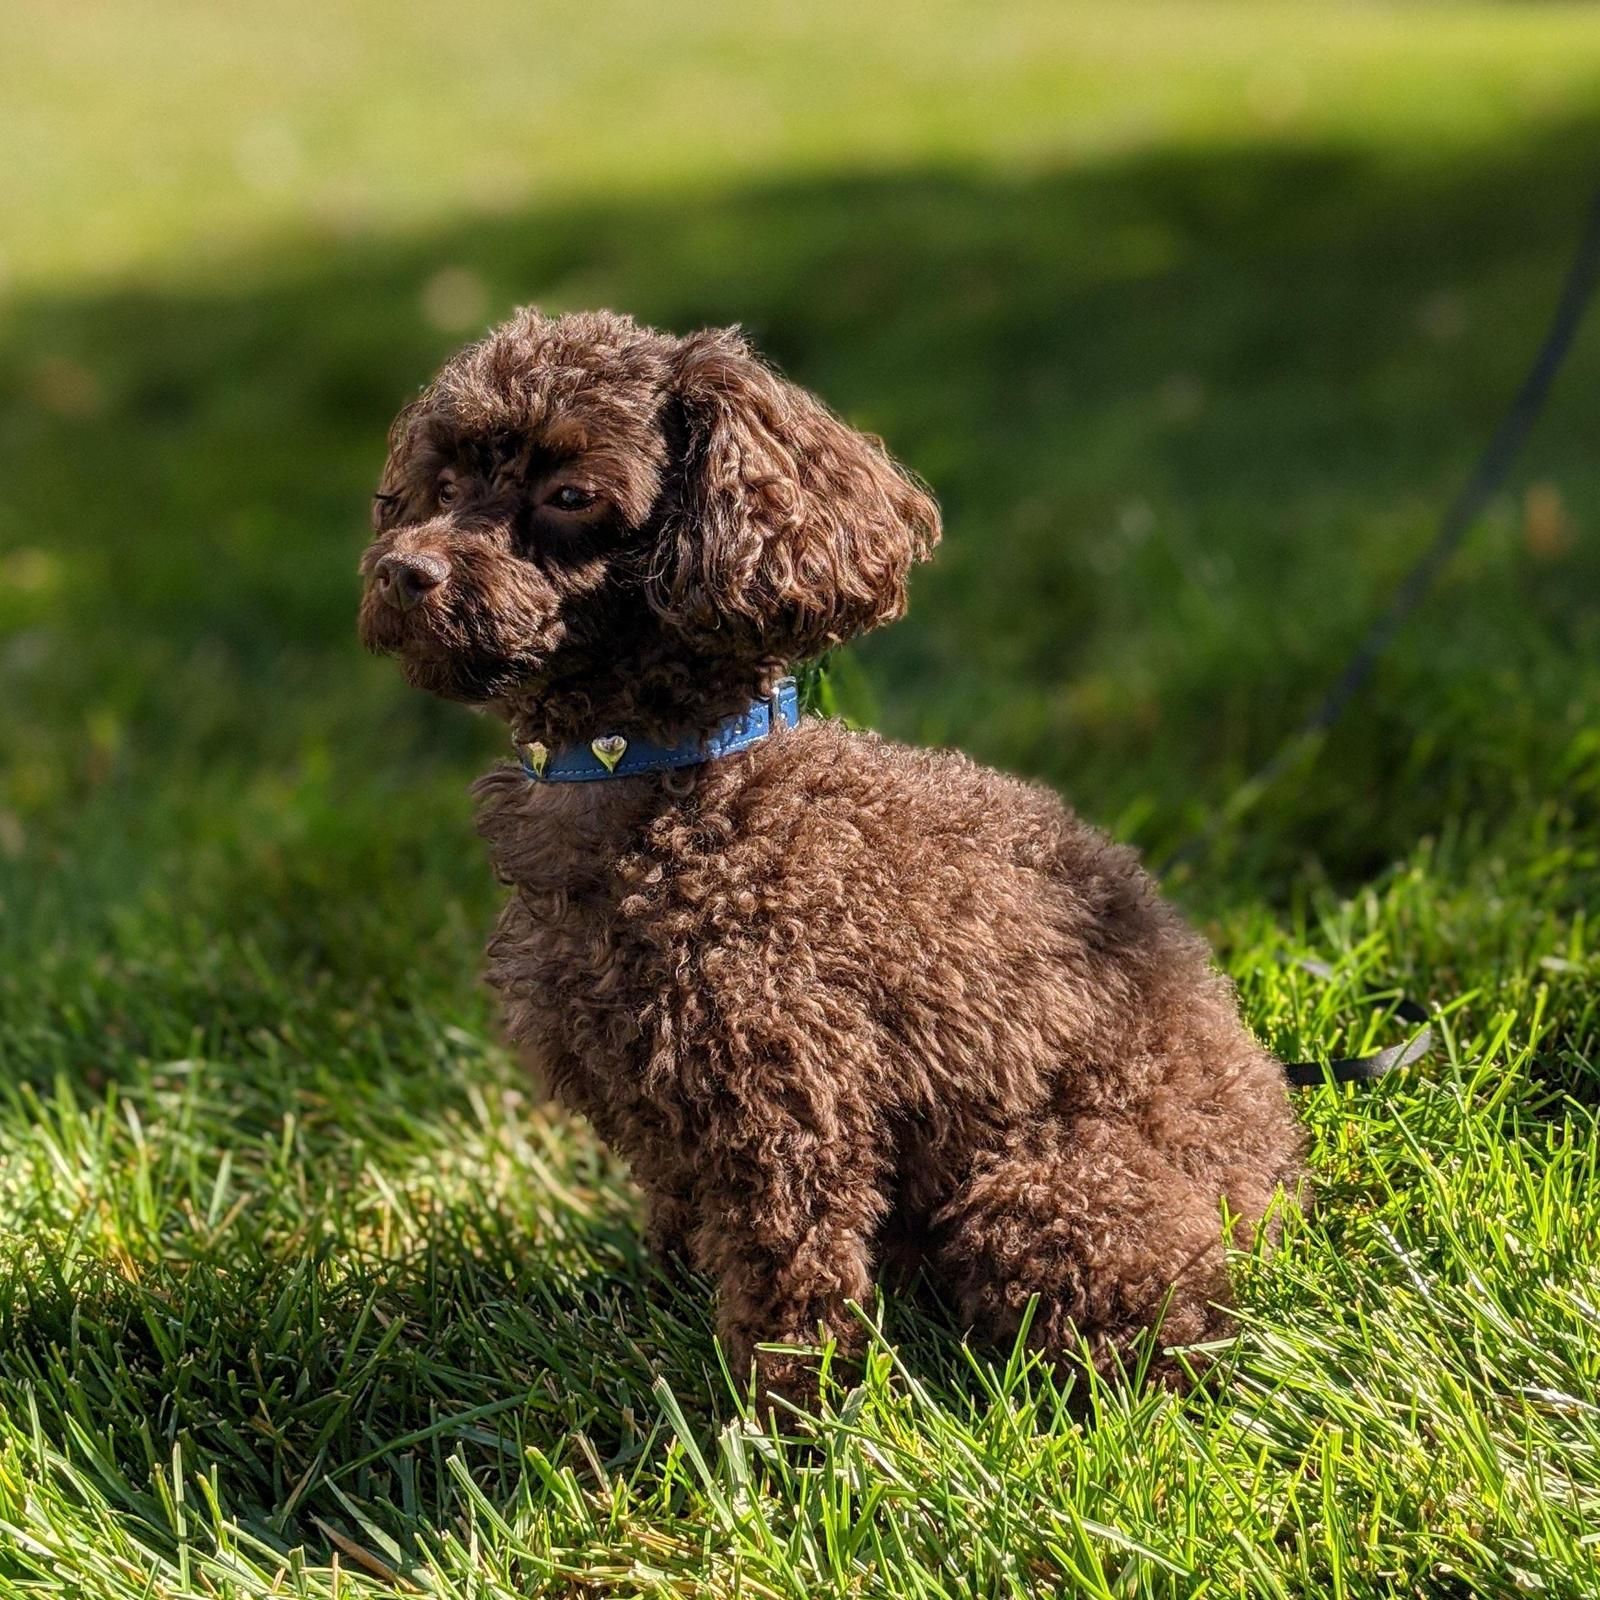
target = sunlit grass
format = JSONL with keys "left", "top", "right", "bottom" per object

{"left": 5, "top": 2, "right": 1600, "bottom": 284}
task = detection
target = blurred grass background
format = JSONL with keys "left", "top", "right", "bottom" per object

{"left": 5, "top": 1, "right": 1600, "bottom": 900}
{"left": 2, "top": 4, "right": 1600, "bottom": 1595}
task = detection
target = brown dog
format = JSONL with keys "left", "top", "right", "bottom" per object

{"left": 359, "top": 308, "right": 1304, "bottom": 1405}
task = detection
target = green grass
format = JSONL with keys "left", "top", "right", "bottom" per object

{"left": 3, "top": 2, "right": 1600, "bottom": 1594}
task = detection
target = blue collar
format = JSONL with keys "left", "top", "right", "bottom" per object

{"left": 516, "top": 677, "right": 801, "bottom": 783}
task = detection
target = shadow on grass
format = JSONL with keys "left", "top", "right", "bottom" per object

{"left": 0, "top": 1175, "right": 698, "bottom": 1555}
{"left": 0, "top": 1182, "right": 1031, "bottom": 1568}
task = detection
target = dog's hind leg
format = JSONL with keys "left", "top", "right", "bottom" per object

{"left": 932, "top": 1114, "right": 1245, "bottom": 1387}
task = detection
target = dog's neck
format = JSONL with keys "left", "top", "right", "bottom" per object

{"left": 510, "top": 680, "right": 798, "bottom": 784}
{"left": 471, "top": 712, "right": 791, "bottom": 895}
{"left": 473, "top": 760, "right": 664, "bottom": 896}
{"left": 498, "top": 652, "right": 791, "bottom": 750}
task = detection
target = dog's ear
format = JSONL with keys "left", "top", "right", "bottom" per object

{"left": 650, "top": 327, "right": 940, "bottom": 662}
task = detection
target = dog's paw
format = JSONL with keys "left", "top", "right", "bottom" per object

{"left": 748, "top": 1347, "right": 822, "bottom": 1421}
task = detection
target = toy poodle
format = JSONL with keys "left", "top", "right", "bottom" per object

{"left": 359, "top": 308, "right": 1305, "bottom": 1405}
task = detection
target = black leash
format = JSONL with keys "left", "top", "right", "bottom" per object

{"left": 1158, "top": 178, "right": 1600, "bottom": 881}
{"left": 1278, "top": 961, "right": 1433, "bottom": 1088}
{"left": 1155, "top": 179, "right": 1600, "bottom": 1086}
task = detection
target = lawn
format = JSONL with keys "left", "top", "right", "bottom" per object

{"left": 2, "top": 2, "right": 1599, "bottom": 1594}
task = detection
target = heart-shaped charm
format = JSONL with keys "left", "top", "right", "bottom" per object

{"left": 590, "top": 735, "right": 628, "bottom": 773}
{"left": 519, "top": 740, "right": 549, "bottom": 778}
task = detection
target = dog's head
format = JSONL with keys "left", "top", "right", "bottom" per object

{"left": 358, "top": 309, "right": 939, "bottom": 717}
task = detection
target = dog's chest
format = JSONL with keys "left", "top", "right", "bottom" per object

{"left": 474, "top": 767, "right": 673, "bottom": 1114}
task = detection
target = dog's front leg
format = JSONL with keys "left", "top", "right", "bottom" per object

{"left": 688, "top": 1110, "right": 887, "bottom": 1413}
{"left": 643, "top": 1186, "right": 696, "bottom": 1271}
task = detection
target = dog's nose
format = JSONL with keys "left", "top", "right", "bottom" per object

{"left": 374, "top": 552, "right": 448, "bottom": 611}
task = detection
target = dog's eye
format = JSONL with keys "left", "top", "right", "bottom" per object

{"left": 436, "top": 474, "right": 460, "bottom": 507}
{"left": 546, "top": 485, "right": 596, "bottom": 513}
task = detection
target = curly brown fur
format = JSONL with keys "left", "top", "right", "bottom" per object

{"left": 360, "top": 307, "right": 1305, "bottom": 1406}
